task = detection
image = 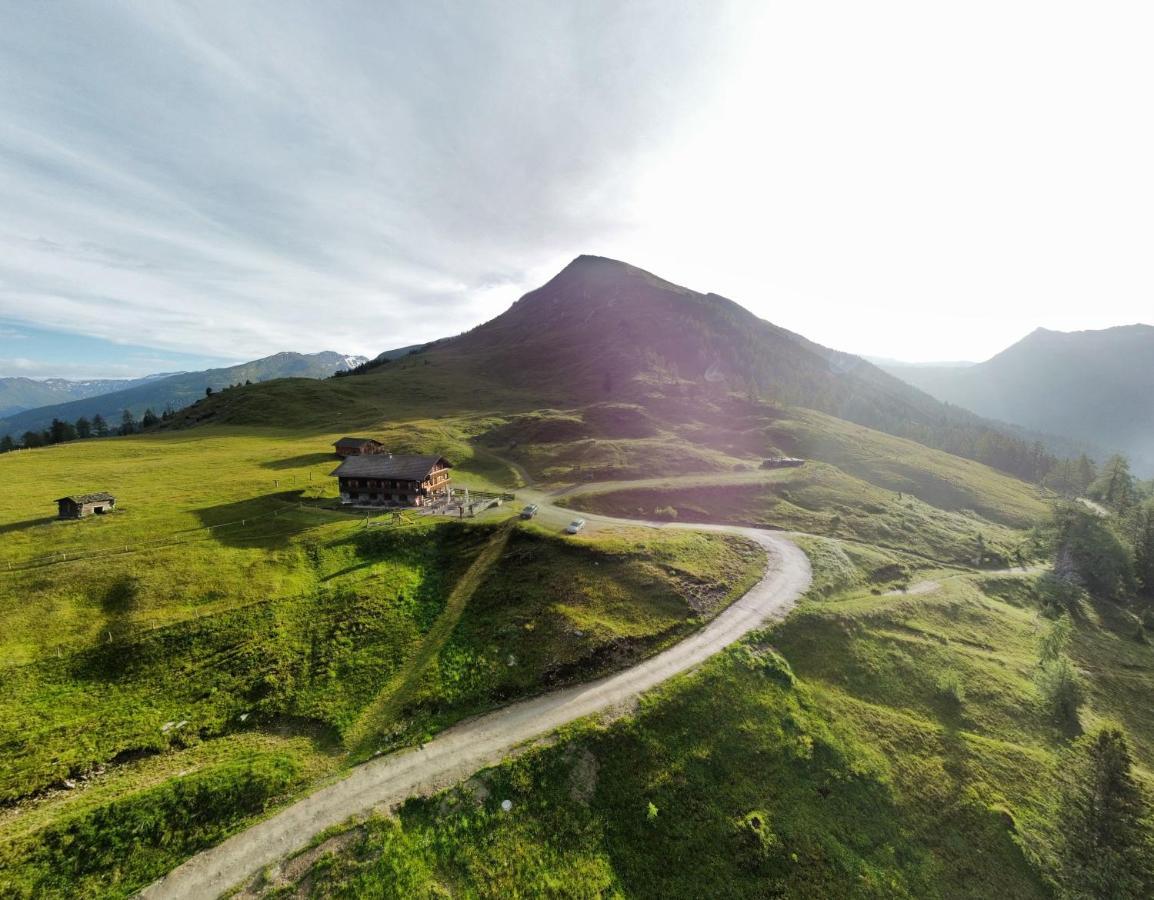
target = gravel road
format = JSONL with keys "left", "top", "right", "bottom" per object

{"left": 140, "top": 521, "right": 811, "bottom": 899}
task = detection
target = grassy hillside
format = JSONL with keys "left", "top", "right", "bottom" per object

{"left": 0, "top": 430, "right": 762, "bottom": 899}
{"left": 559, "top": 466, "right": 1030, "bottom": 567}
{"left": 259, "top": 536, "right": 1154, "bottom": 898}
{"left": 0, "top": 254, "right": 1074, "bottom": 897}
{"left": 162, "top": 360, "right": 1050, "bottom": 557}
{"left": 164, "top": 256, "right": 1069, "bottom": 484}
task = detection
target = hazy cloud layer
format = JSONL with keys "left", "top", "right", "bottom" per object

{"left": 2, "top": 1, "right": 1152, "bottom": 368}
{"left": 0, "top": 1, "right": 731, "bottom": 361}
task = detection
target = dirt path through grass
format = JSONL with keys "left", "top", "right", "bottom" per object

{"left": 344, "top": 521, "right": 515, "bottom": 755}
{"left": 139, "top": 513, "right": 811, "bottom": 900}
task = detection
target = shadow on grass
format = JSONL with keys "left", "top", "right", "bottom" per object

{"left": 0, "top": 516, "right": 56, "bottom": 535}
{"left": 193, "top": 492, "right": 308, "bottom": 549}
{"left": 260, "top": 452, "right": 337, "bottom": 471}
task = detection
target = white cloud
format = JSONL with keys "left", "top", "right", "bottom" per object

{"left": 0, "top": 1, "right": 1151, "bottom": 365}
{"left": 0, "top": 357, "right": 144, "bottom": 379}
{"left": 0, "top": 1, "right": 733, "bottom": 360}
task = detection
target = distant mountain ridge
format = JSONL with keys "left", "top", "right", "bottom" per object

{"left": 188, "top": 255, "right": 1067, "bottom": 483}
{"left": 0, "top": 374, "right": 175, "bottom": 417}
{"left": 877, "top": 324, "right": 1154, "bottom": 472}
{"left": 435, "top": 257, "right": 1044, "bottom": 447}
{"left": 0, "top": 351, "right": 366, "bottom": 439}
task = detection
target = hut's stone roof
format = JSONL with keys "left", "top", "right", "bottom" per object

{"left": 56, "top": 492, "right": 116, "bottom": 504}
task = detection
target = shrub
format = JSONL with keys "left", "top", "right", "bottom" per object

{"left": 1037, "top": 574, "right": 1088, "bottom": 619}
{"left": 736, "top": 644, "right": 796, "bottom": 688}
{"left": 733, "top": 809, "right": 783, "bottom": 871}
{"left": 1036, "top": 655, "right": 1084, "bottom": 727}
{"left": 1037, "top": 614, "right": 1073, "bottom": 664}
{"left": 936, "top": 671, "right": 967, "bottom": 708}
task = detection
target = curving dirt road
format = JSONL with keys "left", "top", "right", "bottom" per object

{"left": 140, "top": 517, "right": 811, "bottom": 899}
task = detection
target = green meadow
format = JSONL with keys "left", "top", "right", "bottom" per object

{"left": 265, "top": 535, "right": 1154, "bottom": 898}
{"left": 0, "top": 428, "right": 762, "bottom": 898}
{"left": 0, "top": 382, "right": 1070, "bottom": 898}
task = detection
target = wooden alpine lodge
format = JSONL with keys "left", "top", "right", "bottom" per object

{"left": 331, "top": 453, "right": 452, "bottom": 507}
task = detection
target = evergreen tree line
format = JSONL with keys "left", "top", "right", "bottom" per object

{"left": 1048, "top": 455, "right": 1154, "bottom": 600}
{"left": 0, "top": 381, "right": 257, "bottom": 454}
{"left": 0, "top": 405, "right": 176, "bottom": 453}
{"left": 1022, "top": 464, "right": 1154, "bottom": 895}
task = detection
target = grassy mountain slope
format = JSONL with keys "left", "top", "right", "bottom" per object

{"left": 262, "top": 537, "right": 1154, "bottom": 899}
{"left": 0, "top": 429, "right": 762, "bottom": 898}
{"left": 880, "top": 325, "right": 1154, "bottom": 472}
{"left": 0, "top": 351, "right": 364, "bottom": 440}
{"left": 176, "top": 256, "right": 1064, "bottom": 483}
{"left": 0, "top": 256, "right": 1073, "bottom": 896}
{"left": 423, "top": 257, "right": 1058, "bottom": 474}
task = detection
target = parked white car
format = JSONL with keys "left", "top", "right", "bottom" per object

{"left": 565, "top": 518, "right": 586, "bottom": 534}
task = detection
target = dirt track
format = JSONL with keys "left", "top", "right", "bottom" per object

{"left": 140, "top": 519, "right": 811, "bottom": 899}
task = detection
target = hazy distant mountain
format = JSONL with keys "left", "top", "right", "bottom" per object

{"left": 878, "top": 325, "right": 1154, "bottom": 471}
{"left": 0, "top": 374, "right": 173, "bottom": 417}
{"left": 0, "top": 351, "right": 366, "bottom": 438}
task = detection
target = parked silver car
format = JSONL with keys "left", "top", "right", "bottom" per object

{"left": 565, "top": 518, "right": 586, "bottom": 534}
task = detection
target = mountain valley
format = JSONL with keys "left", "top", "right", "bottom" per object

{"left": 1, "top": 259, "right": 1152, "bottom": 899}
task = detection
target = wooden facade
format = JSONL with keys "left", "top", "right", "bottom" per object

{"left": 56, "top": 492, "right": 117, "bottom": 519}
{"left": 331, "top": 454, "right": 452, "bottom": 507}
{"left": 333, "top": 436, "right": 384, "bottom": 458}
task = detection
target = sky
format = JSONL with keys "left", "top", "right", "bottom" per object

{"left": 1, "top": 1, "right": 1152, "bottom": 378}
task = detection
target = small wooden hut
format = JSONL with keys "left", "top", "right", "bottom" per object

{"left": 56, "top": 492, "right": 117, "bottom": 519}
{"left": 333, "top": 437, "right": 385, "bottom": 458}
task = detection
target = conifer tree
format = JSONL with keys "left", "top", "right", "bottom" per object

{"left": 1091, "top": 455, "right": 1135, "bottom": 512}
{"left": 49, "top": 418, "right": 75, "bottom": 444}
{"left": 92, "top": 413, "right": 109, "bottom": 437}
{"left": 1076, "top": 455, "right": 1097, "bottom": 493}
{"left": 1056, "top": 727, "right": 1153, "bottom": 898}
{"left": 1134, "top": 503, "right": 1154, "bottom": 597}
{"left": 75, "top": 417, "right": 92, "bottom": 439}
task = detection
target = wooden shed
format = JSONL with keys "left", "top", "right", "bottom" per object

{"left": 56, "top": 492, "right": 117, "bottom": 519}
{"left": 333, "top": 437, "right": 385, "bottom": 458}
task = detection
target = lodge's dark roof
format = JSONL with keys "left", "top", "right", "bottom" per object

{"left": 333, "top": 436, "right": 382, "bottom": 448}
{"left": 56, "top": 492, "right": 116, "bottom": 504}
{"left": 331, "top": 454, "right": 451, "bottom": 481}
